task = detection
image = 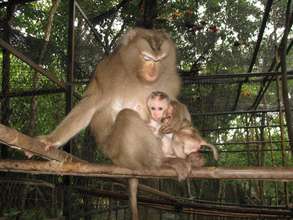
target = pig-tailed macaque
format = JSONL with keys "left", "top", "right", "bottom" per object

{"left": 162, "top": 100, "right": 219, "bottom": 162}
{"left": 36, "top": 28, "right": 191, "bottom": 220}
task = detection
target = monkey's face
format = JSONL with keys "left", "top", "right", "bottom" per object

{"left": 137, "top": 35, "right": 170, "bottom": 82}
{"left": 148, "top": 97, "right": 169, "bottom": 122}
{"left": 120, "top": 28, "right": 173, "bottom": 83}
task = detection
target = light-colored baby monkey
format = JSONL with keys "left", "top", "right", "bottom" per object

{"left": 146, "top": 91, "right": 175, "bottom": 157}
{"left": 147, "top": 91, "right": 218, "bottom": 161}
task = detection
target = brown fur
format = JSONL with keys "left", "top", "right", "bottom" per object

{"left": 161, "top": 100, "right": 218, "bottom": 164}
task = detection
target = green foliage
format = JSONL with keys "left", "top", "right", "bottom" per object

{"left": 3, "top": 208, "right": 48, "bottom": 220}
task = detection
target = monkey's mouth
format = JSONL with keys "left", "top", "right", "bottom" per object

{"left": 146, "top": 71, "right": 159, "bottom": 82}
{"left": 144, "top": 62, "right": 159, "bottom": 82}
{"left": 138, "top": 71, "right": 159, "bottom": 83}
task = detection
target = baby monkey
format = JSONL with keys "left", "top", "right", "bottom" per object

{"left": 147, "top": 91, "right": 218, "bottom": 161}
{"left": 163, "top": 100, "right": 219, "bottom": 161}
{"left": 146, "top": 91, "right": 175, "bottom": 157}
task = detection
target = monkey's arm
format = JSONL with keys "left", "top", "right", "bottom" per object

{"left": 160, "top": 101, "right": 191, "bottom": 134}
{"left": 41, "top": 94, "right": 105, "bottom": 148}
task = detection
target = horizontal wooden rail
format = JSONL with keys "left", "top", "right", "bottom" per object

{"left": 0, "top": 160, "right": 293, "bottom": 181}
{"left": 0, "top": 123, "right": 84, "bottom": 163}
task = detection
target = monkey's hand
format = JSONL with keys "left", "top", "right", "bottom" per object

{"left": 159, "top": 116, "right": 182, "bottom": 134}
{"left": 37, "top": 135, "right": 59, "bottom": 151}
{"left": 187, "top": 152, "right": 205, "bottom": 168}
{"left": 24, "top": 135, "right": 58, "bottom": 158}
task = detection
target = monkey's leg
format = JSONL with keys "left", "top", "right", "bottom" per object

{"left": 187, "top": 152, "right": 205, "bottom": 168}
{"left": 163, "top": 157, "right": 190, "bottom": 181}
{"left": 172, "top": 141, "right": 186, "bottom": 159}
{"left": 41, "top": 94, "right": 105, "bottom": 148}
{"left": 105, "top": 109, "right": 164, "bottom": 169}
{"left": 129, "top": 178, "right": 139, "bottom": 220}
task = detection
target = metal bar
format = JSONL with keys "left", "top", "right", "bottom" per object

{"left": 0, "top": 88, "right": 65, "bottom": 98}
{"left": 0, "top": 2, "right": 14, "bottom": 158}
{"left": 190, "top": 107, "right": 293, "bottom": 116}
{"left": 201, "top": 124, "right": 284, "bottom": 132}
{"left": 180, "top": 70, "right": 293, "bottom": 80}
{"left": 74, "top": 1, "right": 104, "bottom": 47}
{"left": 215, "top": 140, "right": 290, "bottom": 146}
{"left": 250, "top": 37, "right": 293, "bottom": 110}
{"left": 0, "top": 38, "right": 64, "bottom": 88}
{"left": 280, "top": 0, "right": 293, "bottom": 153}
{"left": 218, "top": 148, "right": 292, "bottom": 154}
{"left": 0, "top": 37, "right": 81, "bottom": 99}
{"left": 73, "top": 187, "right": 292, "bottom": 218}
{"left": 63, "top": 1, "right": 75, "bottom": 218}
{"left": 232, "top": 0, "right": 274, "bottom": 110}
{"left": 0, "top": 0, "right": 38, "bottom": 8}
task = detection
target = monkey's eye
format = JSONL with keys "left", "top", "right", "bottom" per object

{"left": 151, "top": 107, "right": 156, "bottom": 110}
{"left": 158, "top": 107, "right": 163, "bottom": 111}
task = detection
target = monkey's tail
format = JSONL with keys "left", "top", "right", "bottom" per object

{"left": 202, "top": 143, "right": 219, "bottom": 161}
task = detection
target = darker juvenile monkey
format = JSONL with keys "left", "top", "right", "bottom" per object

{"left": 162, "top": 100, "right": 219, "bottom": 164}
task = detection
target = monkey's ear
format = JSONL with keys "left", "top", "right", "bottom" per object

{"left": 120, "top": 28, "right": 138, "bottom": 46}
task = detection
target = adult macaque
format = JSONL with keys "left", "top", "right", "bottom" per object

{"left": 37, "top": 28, "right": 190, "bottom": 220}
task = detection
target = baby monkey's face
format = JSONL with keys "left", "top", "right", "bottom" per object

{"left": 148, "top": 97, "right": 170, "bottom": 122}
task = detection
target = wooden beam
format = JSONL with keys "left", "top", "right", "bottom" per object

{"left": 0, "top": 160, "right": 293, "bottom": 181}
{"left": 0, "top": 123, "right": 84, "bottom": 163}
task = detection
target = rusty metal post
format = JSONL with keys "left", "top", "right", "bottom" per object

{"left": 279, "top": 1, "right": 293, "bottom": 154}
{"left": 63, "top": 0, "right": 75, "bottom": 219}
{"left": 1, "top": 2, "right": 15, "bottom": 158}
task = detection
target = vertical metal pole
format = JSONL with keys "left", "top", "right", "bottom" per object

{"left": 1, "top": 2, "right": 14, "bottom": 158}
{"left": 276, "top": 77, "right": 289, "bottom": 207}
{"left": 279, "top": 1, "right": 293, "bottom": 154}
{"left": 63, "top": 0, "right": 75, "bottom": 219}
{"left": 66, "top": 0, "right": 75, "bottom": 138}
